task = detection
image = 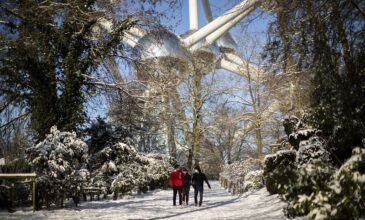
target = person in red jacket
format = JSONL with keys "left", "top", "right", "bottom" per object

{"left": 169, "top": 164, "right": 185, "bottom": 206}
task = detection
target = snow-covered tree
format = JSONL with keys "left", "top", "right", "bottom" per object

{"left": 89, "top": 142, "right": 172, "bottom": 199}
{"left": 26, "top": 126, "right": 89, "bottom": 208}
{"left": 144, "top": 153, "right": 171, "bottom": 189}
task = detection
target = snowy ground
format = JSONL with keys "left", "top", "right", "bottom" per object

{"left": 0, "top": 181, "right": 293, "bottom": 220}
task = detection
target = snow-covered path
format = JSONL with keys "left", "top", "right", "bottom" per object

{"left": 1, "top": 181, "right": 289, "bottom": 220}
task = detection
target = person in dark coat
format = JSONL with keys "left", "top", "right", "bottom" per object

{"left": 192, "top": 165, "right": 211, "bottom": 206}
{"left": 169, "top": 164, "right": 185, "bottom": 206}
{"left": 181, "top": 167, "right": 191, "bottom": 205}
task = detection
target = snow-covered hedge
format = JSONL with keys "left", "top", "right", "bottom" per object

{"left": 26, "top": 126, "right": 89, "bottom": 208}
{"left": 264, "top": 150, "right": 297, "bottom": 194}
{"left": 283, "top": 115, "right": 320, "bottom": 150}
{"left": 269, "top": 115, "right": 365, "bottom": 219}
{"left": 244, "top": 170, "right": 264, "bottom": 191}
{"left": 284, "top": 147, "right": 365, "bottom": 220}
{"left": 326, "top": 147, "right": 365, "bottom": 219}
{"left": 220, "top": 158, "right": 262, "bottom": 181}
{"left": 283, "top": 159, "right": 334, "bottom": 218}
{"left": 220, "top": 158, "right": 263, "bottom": 193}
{"left": 296, "top": 136, "right": 331, "bottom": 165}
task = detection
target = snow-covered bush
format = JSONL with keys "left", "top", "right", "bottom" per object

{"left": 220, "top": 158, "right": 262, "bottom": 181}
{"left": 144, "top": 153, "right": 170, "bottom": 189}
{"left": 283, "top": 115, "right": 322, "bottom": 151}
{"left": 283, "top": 159, "right": 335, "bottom": 218}
{"left": 274, "top": 115, "right": 365, "bottom": 219}
{"left": 283, "top": 147, "right": 365, "bottom": 219}
{"left": 306, "top": 147, "right": 365, "bottom": 220}
{"left": 244, "top": 170, "right": 264, "bottom": 191}
{"left": 220, "top": 158, "right": 263, "bottom": 193}
{"left": 264, "top": 150, "right": 297, "bottom": 194}
{"left": 296, "top": 136, "right": 331, "bottom": 165}
{"left": 89, "top": 143, "right": 167, "bottom": 198}
{"left": 26, "top": 126, "right": 89, "bottom": 208}
{"left": 111, "top": 162, "right": 148, "bottom": 197}
{"left": 89, "top": 142, "right": 173, "bottom": 198}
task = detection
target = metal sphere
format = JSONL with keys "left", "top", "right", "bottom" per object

{"left": 181, "top": 30, "right": 220, "bottom": 74}
{"left": 132, "top": 30, "right": 191, "bottom": 83}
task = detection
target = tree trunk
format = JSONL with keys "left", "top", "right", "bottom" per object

{"left": 192, "top": 67, "right": 203, "bottom": 167}
{"left": 187, "top": 149, "right": 193, "bottom": 170}
{"left": 167, "top": 111, "right": 177, "bottom": 159}
{"left": 162, "top": 93, "right": 176, "bottom": 159}
{"left": 332, "top": 2, "right": 354, "bottom": 74}
{"left": 255, "top": 125, "right": 263, "bottom": 159}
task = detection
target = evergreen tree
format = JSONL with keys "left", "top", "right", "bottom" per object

{"left": 264, "top": 0, "right": 365, "bottom": 164}
{"left": 0, "top": 0, "right": 135, "bottom": 140}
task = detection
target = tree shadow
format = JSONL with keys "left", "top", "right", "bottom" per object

{"left": 147, "top": 195, "right": 245, "bottom": 220}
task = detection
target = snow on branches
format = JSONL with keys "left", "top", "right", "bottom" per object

{"left": 220, "top": 158, "right": 264, "bottom": 193}
{"left": 89, "top": 143, "right": 171, "bottom": 199}
{"left": 26, "top": 126, "right": 89, "bottom": 207}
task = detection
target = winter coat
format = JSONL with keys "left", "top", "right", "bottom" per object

{"left": 169, "top": 169, "right": 185, "bottom": 187}
{"left": 182, "top": 173, "right": 192, "bottom": 188}
{"left": 192, "top": 172, "right": 211, "bottom": 189}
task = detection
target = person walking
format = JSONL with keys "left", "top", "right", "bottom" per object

{"left": 192, "top": 165, "right": 211, "bottom": 207}
{"left": 181, "top": 167, "right": 191, "bottom": 205}
{"left": 169, "top": 164, "right": 185, "bottom": 206}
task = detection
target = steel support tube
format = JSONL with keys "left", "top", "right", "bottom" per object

{"left": 202, "top": 0, "right": 251, "bottom": 47}
{"left": 224, "top": 53, "right": 260, "bottom": 80}
{"left": 123, "top": 32, "right": 141, "bottom": 47}
{"left": 128, "top": 27, "right": 146, "bottom": 37}
{"left": 183, "top": 0, "right": 261, "bottom": 47}
{"left": 189, "top": 0, "right": 199, "bottom": 30}
{"left": 205, "top": 6, "right": 254, "bottom": 45}
{"left": 202, "top": 0, "right": 213, "bottom": 22}
{"left": 219, "top": 58, "right": 258, "bottom": 81}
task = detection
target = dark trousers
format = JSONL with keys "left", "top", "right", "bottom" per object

{"left": 182, "top": 187, "right": 190, "bottom": 204}
{"left": 194, "top": 186, "right": 204, "bottom": 206}
{"left": 172, "top": 186, "right": 182, "bottom": 206}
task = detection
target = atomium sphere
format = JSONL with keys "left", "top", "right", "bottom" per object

{"left": 181, "top": 30, "right": 220, "bottom": 74}
{"left": 132, "top": 30, "right": 191, "bottom": 84}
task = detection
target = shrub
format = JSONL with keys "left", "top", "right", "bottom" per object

{"left": 220, "top": 158, "right": 262, "bottom": 181}
{"left": 144, "top": 153, "right": 170, "bottom": 189}
{"left": 268, "top": 115, "right": 365, "bottom": 219}
{"left": 264, "top": 150, "right": 297, "bottom": 194}
{"left": 219, "top": 158, "right": 263, "bottom": 194}
{"left": 296, "top": 136, "right": 331, "bottom": 166}
{"left": 90, "top": 143, "right": 148, "bottom": 196}
{"left": 283, "top": 159, "right": 335, "bottom": 218}
{"left": 111, "top": 162, "right": 148, "bottom": 196}
{"left": 283, "top": 147, "right": 365, "bottom": 219}
{"left": 89, "top": 143, "right": 172, "bottom": 198}
{"left": 26, "top": 126, "right": 89, "bottom": 208}
{"left": 308, "top": 147, "right": 365, "bottom": 220}
{"left": 244, "top": 170, "right": 264, "bottom": 191}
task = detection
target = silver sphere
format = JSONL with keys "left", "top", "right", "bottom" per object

{"left": 132, "top": 30, "right": 191, "bottom": 84}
